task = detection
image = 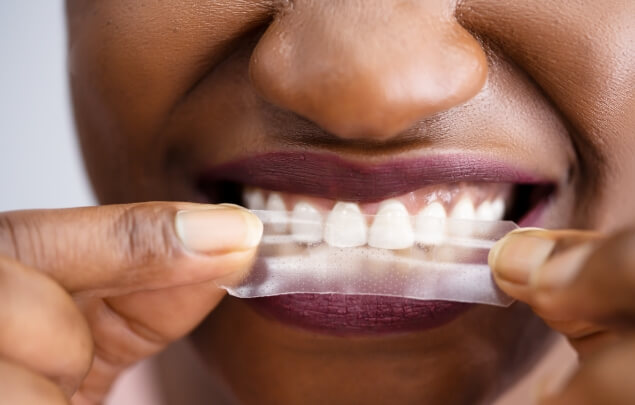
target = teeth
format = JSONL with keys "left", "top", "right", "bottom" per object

{"left": 243, "top": 188, "right": 265, "bottom": 210}
{"left": 368, "top": 200, "right": 414, "bottom": 249}
{"left": 324, "top": 202, "right": 368, "bottom": 248}
{"left": 414, "top": 202, "right": 446, "bottom": 245}
{"left": 266, "top": 192, "right": 286, "bottom": 211}
{"left": 450, "top": 196, "right": 476, "bottom": 220}
{"left": 449, "top": 196, "right": 476, "bottom": 237}
{"left": 253, "top": 189, "right": 507, "bottom": 247}
{"left": 476, "top": 198, "right": 507, "bottom": 221}
{"left": 266, "top": 192, "right": 288, "bottom": 233}
{"left": 291, "top": 202, "right": 323, "bottom": 244}
{"left": 490, "top": 198, "right": 506, "bottom": 220}
{"left": 475, "top": 200, "right": 494, "bottom": 221}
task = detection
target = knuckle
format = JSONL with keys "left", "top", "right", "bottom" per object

{"left": 112, "top": 203, "right": 182, "bottom": 267}
{"left": 0, "top": 212, "right": 50, "bottom": 269}
{"left": 0, "top": 213, "right": 39, "bottom": 263}
{"left": 0, "top": 213, "right": 20, "bottom": 259}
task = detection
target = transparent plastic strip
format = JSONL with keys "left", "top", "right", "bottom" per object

{"left": 217, "top": 210, "right": 518, "bottom": 307}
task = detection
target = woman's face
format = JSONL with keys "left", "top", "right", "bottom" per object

{"left": 66, "top": 0, "right": 635, "bottom": 403}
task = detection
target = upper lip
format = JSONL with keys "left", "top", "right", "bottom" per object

{"left": 198, "top": 151, "right": 557, "bottom": 202}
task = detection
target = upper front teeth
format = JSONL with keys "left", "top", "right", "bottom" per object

{"left": 449, "top": 196, "right": 476, "bottom": 236}
{"left": 415, "top": 202, "right": 446, "bottom": 245}
{"left": 291, "top": 201, "right": 323, "bottom": 244}
{"left": 244, "top": 188, "right": 266, "bottom": 210}
{"left": 265, "top": 192, "right": 288, "bottom": 233}
{"left": 324, "top": 202, "right": 368, "bottom": 247}
{"left": 475, "top": 197, "right": 505, "bottom": 221}
{"left": 490, "top": 198, "right": 505, "bottom": 220}
{"left": 450, "top": 196, "right": 476, "bottom": 220}
{"left": 368, "top": 200, "right": 414, "bottom": 249}
{"left": 475, "top": 200, "right": 494, "bottom": 221}
{"left": 246, "top": 189, "right": 506, "bottom": 249}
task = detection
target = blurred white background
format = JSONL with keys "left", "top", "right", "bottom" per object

{"left": 0, "top": 2, "right": 94, "bottom": 211}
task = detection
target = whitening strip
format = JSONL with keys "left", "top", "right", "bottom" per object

{"left": 217, "top": 210, "right": 517, "bottom": 306}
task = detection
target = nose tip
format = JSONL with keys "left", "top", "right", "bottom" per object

{"left": 249, "top": 0, "right": 488, "bottom": 141}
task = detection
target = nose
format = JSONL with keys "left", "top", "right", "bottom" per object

{"left": 249, "top": 0, "right": 488, "bottom": 141}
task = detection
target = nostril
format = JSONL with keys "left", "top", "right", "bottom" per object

{"left": 249, "top": 0, "right": 488, "bottom": 141}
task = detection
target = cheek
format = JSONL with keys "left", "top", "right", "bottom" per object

{"left": 67, "top": 1, "right": 273, "bottom": 201}
{"left": 460, "top": 0, "right": 635, "bottom": 230}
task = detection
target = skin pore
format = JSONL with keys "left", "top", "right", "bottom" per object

{"left": 66, "top": 0, "right": 635, "bottom": 404}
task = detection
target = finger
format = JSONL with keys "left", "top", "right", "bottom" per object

{"left": 489, "top": 229, "right": 601, "bottom": 306}
{"left": 0, "top": 359, "right": 69, "bottom": 405}
{"left": 540, "top": 337, "right": 635, "bottom": 405}
{"left": 536, "top": 229, "right": 635, "bottom": 324}
{"left": 0, "top": 256, "right": 93, "bottom": 395}
{"left": 74, "top": 280, "right": 225, "bottom": 402}
{"left": 70, "top": 248, "right": 255, "bottom": 402}
{"left": 489, "top": 228, "right": 635, "bottom": 325}
{"left": 78, "top": 251, "right": 254, "bottom": 369}
{"left": 0, "top": 202, "right": 262, "bottom": 295}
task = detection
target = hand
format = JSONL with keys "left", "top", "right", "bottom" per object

{"left": 489, "top": 227, "right": 635, "bottom": 404}
{"left": 0, "top": 202, "right": 262, "bottom": 404}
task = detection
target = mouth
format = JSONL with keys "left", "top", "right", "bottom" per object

{"left": 198, "top": 151, "right": 557, "bottom": 335}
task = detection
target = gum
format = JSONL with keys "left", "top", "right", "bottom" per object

{"left": 216, "top": 210, "right": 518, "bottom": 306}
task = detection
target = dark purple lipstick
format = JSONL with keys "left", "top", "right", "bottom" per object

{"left": 248, "top": 294, "right": 472, "bottom": 335}
{"left": 199, "top": 151, "right": 550, "bottom": 202}
{"left": 199, "top": 151, "right": 555, "bottom": 335}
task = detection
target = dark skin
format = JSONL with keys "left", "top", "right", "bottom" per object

{"left": 0, "top": 0, "right": 633, "bottom": 403}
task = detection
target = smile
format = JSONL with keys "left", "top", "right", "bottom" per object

{"left": 198, "top": 151, "right": 557, "bottom": 334}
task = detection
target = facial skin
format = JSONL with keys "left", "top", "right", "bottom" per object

{"left": 66, "top": 0, "right": 635, "bottom": 403}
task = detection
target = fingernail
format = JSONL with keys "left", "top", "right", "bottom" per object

{"left": 489, "top": 228, "right": 603, "bottom": 287}
{"left": 175, "top": 206, "right": 263, "bottom": 253}
{"left": 488, "top": 228, "right": 557, "bottom": 285}
{"left": 217, "top": 203, "right": 251, "bottom": 211}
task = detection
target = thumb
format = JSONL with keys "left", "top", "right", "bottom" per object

{"left": 489, "top": 227, "right": 635, "bottom": 324}
{"left": 0, "top": 202, "right": 263, "bottom": 297}
{"left": 488, "top": 228, "right": 602, "bottom": 311}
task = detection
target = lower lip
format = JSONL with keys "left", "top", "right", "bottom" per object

{"left": 246, "top": 294, "right": 472, "bottom": 335}
{"left": 244, "top": 194, "right": 549, "bottom": 336}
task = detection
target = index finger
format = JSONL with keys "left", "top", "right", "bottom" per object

{"left": 488, "top": 227, "right": 635, "bottom": 324}
{"left": 0, "top": 202, "right": 263, "bottom": 295}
